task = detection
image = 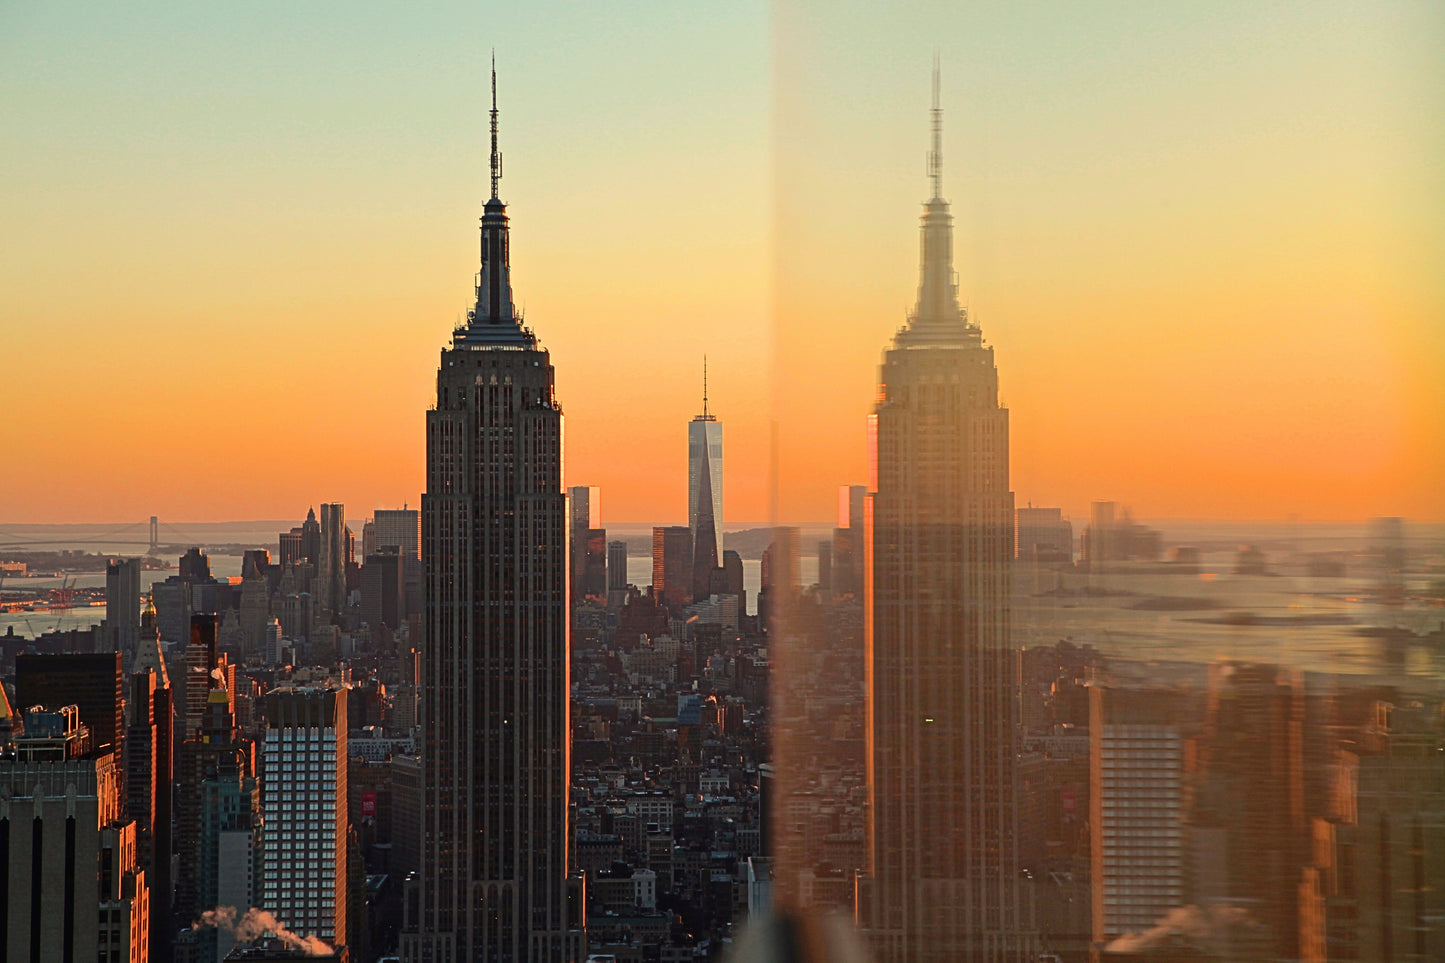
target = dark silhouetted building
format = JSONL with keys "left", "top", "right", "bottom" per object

{"left": 317, "top": 503, "right": 347, "bottom": 621}
{"left": 360, "top": 549, "right": 405, "bottom": 634}
{"left": 106, "top": 556, "right": 142, "bottom": 665}
{"left": 401, "top": 69, "right": 584, "bottom": 962}
{"left": 0, "top": 705, "right": 151, "bottom": 963}
{"left": 16, "top": 651, "right": 124, "bottom": 757}
{"left": 127, "top": 608, "right": 174, "bottom": 963}
{"left": 652, "top": 526, "right": 693, "bottom": 610}
{"left": 607, "top": 540, "right": 629, "bottom": 608}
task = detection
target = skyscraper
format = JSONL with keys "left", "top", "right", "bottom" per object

{"left": 317, "top": 503, "right": 346, "bottom": 620}
{"left": 688, "top": 360, "right": 723, "bottom": 578}
{"left": 106, "top": 556, "right": 142, "bottom": 664}
{"left": 568, "top": 486, "right": 601, "bottom": 614}
{"left": 832, "top": 485, "right": 866, "bottom": 600}
{"left": 374, "top": 507, "right": 421, "bottom": 560}
{"left": 652, "top": 525, "right": 693, "bottom": 610}
{"left": 261, "top": 686, "right": 348, "bottom": 950}
{"left": 0, "top": 706, "right": 151, "bottom": 963}
{"left": 403, "top": 63, "right": 584, "bottom": 962}
{"left": 861, "top": 68, "right": 1034, "bottom": 962}
{"left": 1088, "top": 686, "right": 1185, "bottom": 946}
{"left": 607, "top": 539, "right": 629, "bottom": 608}
{"left": 16, "top": 651, "right": 124, "bottom": 757}
{"left": 127, "top": 603, "right": 173, "bottom": 963}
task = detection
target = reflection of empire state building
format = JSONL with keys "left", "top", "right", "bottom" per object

{"left": 402, "top": 62, "right": 585, "bottom": 963}
{"left": 861, "top": 68, "right": 1036, "bottom": 963}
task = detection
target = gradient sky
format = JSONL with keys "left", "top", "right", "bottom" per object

{"left": 3, "top": 2, "right": 1441, "bottom": 526}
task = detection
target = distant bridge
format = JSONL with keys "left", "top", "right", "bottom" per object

{"left": 0, "top": 516, "right": 189, "bottom": 553}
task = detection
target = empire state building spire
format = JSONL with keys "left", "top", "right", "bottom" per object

{"left": 459, "top": 53, "right": 530, "bottom": 345}
{"left": 908, "top": 57, "right": 971, "bottom": 338}
{"left": 407, "top": 59, "right": 585, "bottom": 963}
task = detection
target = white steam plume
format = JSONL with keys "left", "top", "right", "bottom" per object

{"left": 1104, "top": 904, "right": 1265, "bottom": 955}
{"left": 196, "top": 906, "right": 333, "bottom": 956}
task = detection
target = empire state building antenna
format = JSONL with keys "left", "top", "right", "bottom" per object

{"left": 490, "top": 50, "right": 502, "bottom": 201}
{"left": 928, "top": 51, "right": 943, "bottom": 201}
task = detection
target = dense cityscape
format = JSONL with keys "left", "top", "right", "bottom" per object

{"left": 3, "top": 10, "right": 1443, "bottom": 963}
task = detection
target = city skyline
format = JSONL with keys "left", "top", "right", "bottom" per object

{"left": 2, "top": 11, "right": 1444, "bottom": 958}
{"left": 4, "top": 3, "right": 1441, "bottom": 525}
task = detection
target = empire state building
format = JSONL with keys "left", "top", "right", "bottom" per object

{"left": 861, "top": 69, "right": 1036, "bottom": 963}
{"left": 402, "top": 65, "right": 585, "bottom": 963}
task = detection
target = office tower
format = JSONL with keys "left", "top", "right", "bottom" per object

{"left": 260, "top": 687, "right": 348, "bottom": 949}
{"left": 688, "top": 361, "right": 723, "bottom": 565}
{"left": 690, "top": 449, "right": 720, "bottom": 602}
{"left": 127, "top": 605, "right": 173, "bottom": 963}
{"left": 568, "top": 486, "right": 601, "bottom": 614}
{"left": 317, "top": 503, "right": 346, "bottom": 621}
{"left": 1088, "top": 686, "right": 1185, "bottom": 946}
{"left": 832, "top": 485, "right": 867, "bottom": 599}
{"left": 239, "top": 549, "right": 268, "bottom": 581}
{"left": 390, "top": 753, "right": 423, "bottom": 880}
{"left": 841, "top": 483, "right": 866, "bottom": 534}
{"left": 0, "top": 705, "right": 151, "bottom": 963}
{"left": 361, "top": 548, "right": 406, "bottom": 633}
{"left": 278, "top": 509, "right": 321, "bottom": 568}
{"left": 583, "top": 528, "right": 608, "bottom": 601}
{"left": 761, "top": 527, "right": 800, "bottom": 600}
{"left": 107, "top": 556, "right": 142, "bottom": 662}
{"left": 1080, "top": 502, "right": 1161, "bottom": 564}
{"left": 184, "top": 614, "right": 220, "bottom": 741}
{"left": 404, "top": 65, "right": 584, "bottom": 963}
{"left": 374, "top": 507, "right": 422, "bottom": 560}
{"left": 16, "top": 651, "right": 124, "bottom": 757}
{"left": 1311, "top": 703, "right": 1445, "bottom": 961}
{"left": 278, "top": 530, "right": 302, "bottom": 566}
{"left": 194, "top": 690, "right": 260, "bottom": 963}
{"left": 239, "top": 551, "right": 271, "bottom": 665}
{"left": 1190, "top": 663, "right": 1308, "bottom": 959}
{"left": 861, "top": 70, "right": 1033, "bottom": 961}
{"left": 1367, "top": 515, "right": 1406, "bottom": 602}
{"left": 1015, "top": 507, "right": 1073, "bottom": 563}
{"left": 721, "top": 549, "right": 745, "bottom": 614}
{"left": 607, "top": 539, "right": 629, "bottom": 607}
{"left": 652, "top": 525, "right": 694, "bottom": 609}
{"left": 1081, "top": 501, "right": 1118, "bottom": 564}
{"left": 301, "top": 508, "right": 321, "bottom": 564}
{"left": 569, "top": 486, "right": 600, "bottom": 532}
{"left": 175, "top": 615, "right": 245, "bottom": 928}
{"left": 180, "top": 547, "right": 212, "bottom": 582}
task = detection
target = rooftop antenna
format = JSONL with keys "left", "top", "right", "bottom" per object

{"left": 703, "top": 355, "right": 709, "bottom": 418}
{"left": 928, "top": 51, "right": 943, "bottom": 201}
{"left": 490, "top": 50, "right": 502, "bottom": 201}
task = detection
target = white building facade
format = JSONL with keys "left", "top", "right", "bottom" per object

{"left": 260, "top": 686, "right": 348, "bottom": 948}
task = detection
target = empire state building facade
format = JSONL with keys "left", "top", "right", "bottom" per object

{"left": 861, "top": 72, "right": 1035, "bottom": 963}
{"left": 403, "top": 68, "right": 585, "bottom": 963}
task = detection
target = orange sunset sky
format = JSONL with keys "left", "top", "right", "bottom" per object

{"left": 2, "top": 2, "right": 1442, "bottom": 527}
